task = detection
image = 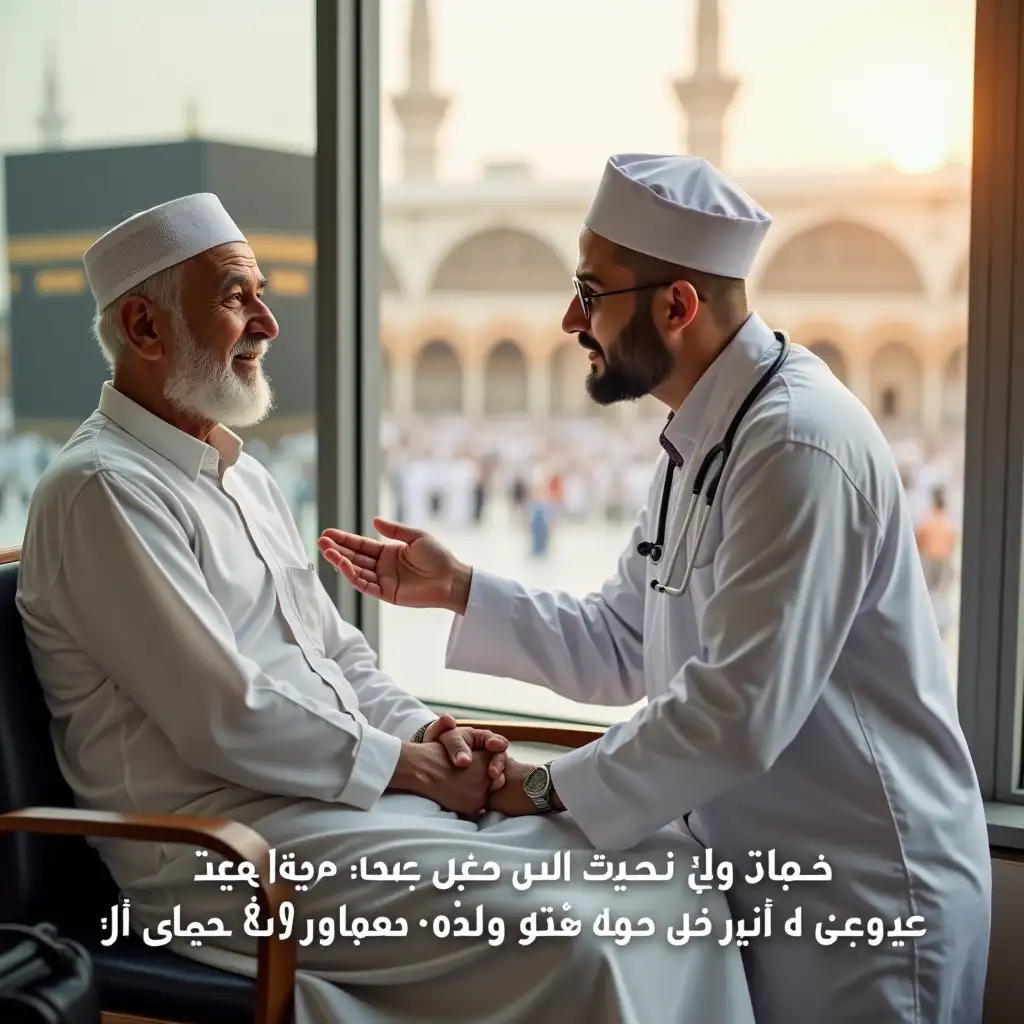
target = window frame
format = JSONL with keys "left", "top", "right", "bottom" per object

{"left": 315, "top": 0, "right": 381, "bottom": 647}
{"left": 318, "top": 0, "right": 1024, "bottom": 845}
{"left": 958, "top": 0, "right": 1024, "bottom": 840}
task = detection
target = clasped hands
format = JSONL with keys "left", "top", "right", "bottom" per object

{"left": 402, "top": 714, "right": 539, "bottom": 818}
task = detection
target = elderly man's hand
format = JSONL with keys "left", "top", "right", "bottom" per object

{"left": 423, "top": 714, "right": 508, "bottom": 792}
{"left": 391, "top": 743, "right": 494, "bottom": 816}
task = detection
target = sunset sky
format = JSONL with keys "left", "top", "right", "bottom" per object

{"left": 0, "top": 0, "right": 977, "bottom": 308}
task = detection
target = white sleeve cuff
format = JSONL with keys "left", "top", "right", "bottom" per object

{"left": 445, "top": 567, "right": 519, "bottom": 672}
{"left": 404, "top": 709, "right": 438, "bottom": 738}
{"left": 549, "top": 741, "right": 639, "bottom": 851}
{"left": 386, "top": 707, "right": 436, "bottom": 741}
{"left": 337, "top": 726, "right": 402, "bottom": 809}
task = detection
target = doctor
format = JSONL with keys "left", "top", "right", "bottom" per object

{"left": 320, "top": 154, "right": 992, "bottom": 1024}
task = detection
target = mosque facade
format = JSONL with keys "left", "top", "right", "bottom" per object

{"left": 379, "top": 0, "right": 969, "bottom": 447}
{"left": 1, "top": 0, "right": 969, "bottom": 453}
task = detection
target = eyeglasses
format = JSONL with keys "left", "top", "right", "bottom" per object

{"left": 573, "top": 277, "right": 702, "bottom": 320}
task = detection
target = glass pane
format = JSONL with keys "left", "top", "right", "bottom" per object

{"left": 1, "top": 1, "right": 317, "bottom": 557}
{"left": 376, "top": 0, "right": 974, "bottom": 721}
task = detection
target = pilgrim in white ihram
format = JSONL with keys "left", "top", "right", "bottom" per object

{"left": 329, "top": 154, "right": 993, "bottom": 1024}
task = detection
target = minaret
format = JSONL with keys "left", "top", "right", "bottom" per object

{"left": 672, "top": 0, "right": 738, "bottom": 167}
{"left": 391, "top": 0, "right": 449, "bottom": 180}
{"left": 38, "top": 44, "right": 66, "bottom": 149}
{"left": 184, "top": 95, "right": 201, "bottom": 139}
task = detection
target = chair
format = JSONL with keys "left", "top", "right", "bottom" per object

{"left": 0, "top": 545, "right": 604, "bottom": 1023}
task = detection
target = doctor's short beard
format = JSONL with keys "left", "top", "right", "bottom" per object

{"left": 583, "top": 293, "right": 674, "bottom": 406}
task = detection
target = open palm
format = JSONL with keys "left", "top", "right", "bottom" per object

{"left": 317, "top": 517, "right": 457, "bottom": 608}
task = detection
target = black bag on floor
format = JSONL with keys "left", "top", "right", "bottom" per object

{"left": 0, "top": 923, "right": 99, "bottom": 1023}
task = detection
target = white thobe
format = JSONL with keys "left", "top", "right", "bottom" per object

{"left": 16, "top": 382, "right": 756, "bottom": 1024}
{"left": 446, "top": 313, "right": 991, "bottom": 1024}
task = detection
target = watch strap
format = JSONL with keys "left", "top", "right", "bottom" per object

{"left": 527, "top": 761, "right": 556, "bottom": 813}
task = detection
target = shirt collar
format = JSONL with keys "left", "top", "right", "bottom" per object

{"left": 97, "top": 382, "right": 243, "bottom": 480}
{"left": 660, "top": 312, "right": 780, "bottom": 459}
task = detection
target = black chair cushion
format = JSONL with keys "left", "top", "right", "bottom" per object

{"left": 1, "top": 558, "right": 260, "bottom": 1021}
{"left": 64, "top": 925, "right": 256, "bottom": 1024}
{"left": 0, "top": 560, "right": 116, "bottom": 926}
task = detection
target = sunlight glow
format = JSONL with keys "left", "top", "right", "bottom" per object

{"left": 837, "top": 48, "right": 957, "bottom": 173}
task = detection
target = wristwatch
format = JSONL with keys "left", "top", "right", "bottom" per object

{"left": 524, "top": 761, "right": 556, "bottom": 813}
{"left": 410, "top": 722, "right": 431, "bottom": 744}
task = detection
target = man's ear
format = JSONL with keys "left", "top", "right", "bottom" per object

{"left": 665, "top": 280, "right": 700, "bottom": 332}
{"left": 117, "top": 296, "right": 165, "bottom": 362}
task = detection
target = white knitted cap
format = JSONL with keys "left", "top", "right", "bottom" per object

{"left": 584, "top": 154, "right": 771, "bottom": 278}
{"left": 83, "top": 193, "right": 247, "bottom": 309}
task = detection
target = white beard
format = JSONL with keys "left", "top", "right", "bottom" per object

{"left": 162, "top": 316, "right": 274, "bottom": 428}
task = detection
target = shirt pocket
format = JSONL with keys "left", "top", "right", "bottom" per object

{"left": 282, "top": 564, "right": 326, "bottom": 655}
{"left": 686, "top": 497, "right": 723, "bottom": 573}
{"left": 685, "top": 505, "right": 722, "bottom": 642}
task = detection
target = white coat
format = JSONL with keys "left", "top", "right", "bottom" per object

{"left": 447, "top": 312, "right": 992, "bottom": 1024}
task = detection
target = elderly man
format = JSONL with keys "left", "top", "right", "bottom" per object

{"left": 15, "top": 194, "right": 755, "bottom": 1024}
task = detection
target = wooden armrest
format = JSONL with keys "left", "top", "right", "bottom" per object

{"left": 0, "top": 545, "right": 21, "bottom": 565}
{"left": 457, "top": 719, "right": 606, "bottom": 748}
{"left": 0, "top": 806, "right": 295, "bottom": 1024}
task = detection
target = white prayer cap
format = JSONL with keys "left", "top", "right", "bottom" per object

{"left": 584, "top": 154, "right": 771, "bottom": 279}
{"left": 83, "top": 193, "right": 247, "bottom": 309}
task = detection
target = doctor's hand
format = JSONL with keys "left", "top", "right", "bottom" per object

{"left": 318, "top": 518, "right": 473, "bottom": 614}
{"left": 423, "top": 714, "right": 508, "bottom": 792}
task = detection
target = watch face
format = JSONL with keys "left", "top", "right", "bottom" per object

{"left": 524, "top": 766, "right": 549, "bottom": 799}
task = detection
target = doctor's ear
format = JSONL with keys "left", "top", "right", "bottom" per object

{"left": 664, "top": 280, "right": 700, "bottom": 331}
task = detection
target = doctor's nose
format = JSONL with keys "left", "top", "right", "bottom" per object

{"left": 562, "top": 294, "right": 588, "bottom": 335}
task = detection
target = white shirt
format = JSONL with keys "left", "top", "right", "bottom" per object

{"left": 16, "top": 382, "right": 434, "bottom": 891}
{"left": 446, "top": 313, "right": 990, "bottom": 1023}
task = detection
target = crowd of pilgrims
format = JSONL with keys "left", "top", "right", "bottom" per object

{"left": 376, "top": 416, "right": 963, "bottom": 624}
{"left": 0, "top": 415, "right": 963, "bottom": 637}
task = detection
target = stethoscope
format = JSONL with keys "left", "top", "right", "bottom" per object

{"left": 639, "top": 330, "right": 790, "bottom": 596}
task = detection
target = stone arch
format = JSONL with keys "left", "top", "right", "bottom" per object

{"left": 760, "top": 221, "right": 924, "bottom": 293}
{"left": 431, "top": 227, "right": 570, "bottom": 291}
{"left": 943, "top": 345, "right": 967, "bottom": 428}
{"left": 381, "top": 251, "right": 401, "bottom": 293}
{"left": 951, "top": 255, "right": 970, "bottom": 294}
{"left": 806, "top": 340, "right": 848, "bottom": 383}
{"left": 483, "top": 339, "right": 529, "bottom": 415}
{"left": 870, "top": 341, "right": 924, "bottom": 424}
{"left": 549, "top": 340, "right": 588, "bottom": 416}
{"left": 413, "top": 339, "right": 462, "bottom": 414}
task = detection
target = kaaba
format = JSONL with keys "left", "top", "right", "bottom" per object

{"left": 4, "top": 139, "right": 315, "bottom": 443}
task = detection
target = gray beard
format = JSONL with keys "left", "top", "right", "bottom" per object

{"left": 162, "top": 317, "right": 274, "bottom": 428}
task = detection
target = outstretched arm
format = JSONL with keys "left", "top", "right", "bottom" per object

{"left": 319, "top": 503, "right": 655, "bottom": 707}
{"left": 443, "top": 509, "right": 653, "bottom": 707}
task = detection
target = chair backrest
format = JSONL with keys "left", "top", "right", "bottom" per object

{"left": 0, "top": 554, "right": 116, "bottom": 925}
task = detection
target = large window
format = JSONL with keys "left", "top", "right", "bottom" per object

{"left": 9, "top": 0, "right": 1024, "bottom": 842}
{"left": 373, "top": 0, "right": 975, "bottom": 723}
{"left": 0, "top": 1, "right": 318, "bottom": 557}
